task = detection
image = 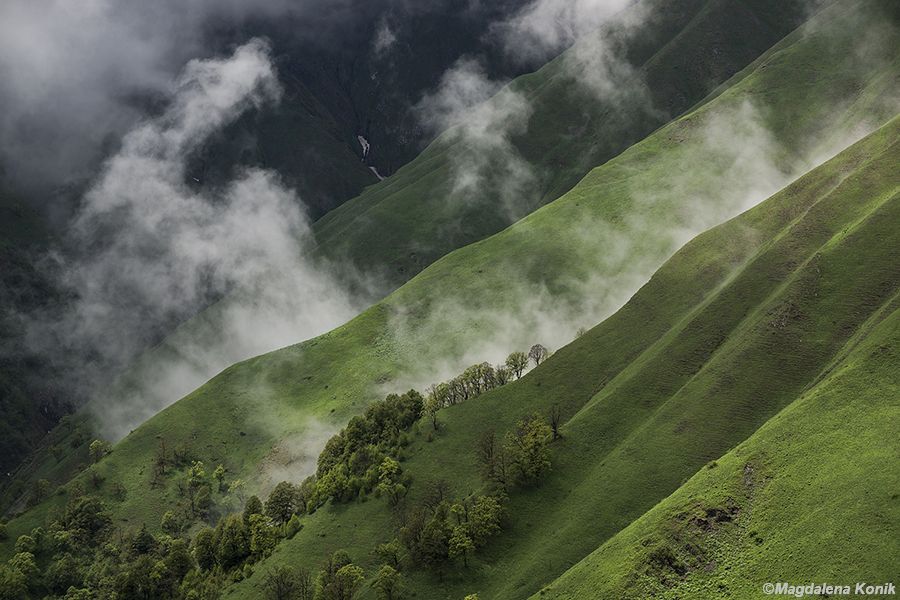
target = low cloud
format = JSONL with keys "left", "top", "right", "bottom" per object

{"left": 410, "top": 1, "right": 656, "bottom": 225}
{"left": 492, "top": 0, "right": 633, "bottom": 63}
{"left": 25, "top": 40, "right": 367, "bottom": 440}
{"left": 386, "top": 91, "right": 878, "bottom": 396}
{"left": 0, "top": 0, "right": 361, "bottom": 194}
{"left": 415, "top": 59, "right": 536, "bottom": 219}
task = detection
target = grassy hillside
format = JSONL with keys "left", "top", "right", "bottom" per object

{"left": 533, "top": 277, "right": 900, "bottom": 600}
{"left": 222, "top": 112, "right": 899, "bottom": 600}
{"left": 0, "top": 0, "right": 819, "bottom": 510}
{"left": 311, "top": 0, "right": 809, "bottom": 287}
{"left": 3, "top": 0, "right": 895, "bottom": 545}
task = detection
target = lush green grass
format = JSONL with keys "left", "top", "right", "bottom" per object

{"left": 3, "top": 0, "right": 894, "bottom": 553}
{"left": 535, "top": 282, "right": 900, "bottom": 600}
{"left": 227, "top": 113, "right": 900, "bottom": 600}
{"left": 1, "top": 0, "right": 828, "bottom": 520}
{"left": 311, "top": 0, "right": 809, "bottom": 287}
{"left": 3, "top": 6, "right": 897, "bottom": 600}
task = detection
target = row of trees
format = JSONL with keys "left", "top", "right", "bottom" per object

{"left": 424, "top": 345, "right": 550, "bottom": 420}
{"left": 0, "top": 473, "right": 366, "bottom": 599}
{"left": 0, "top": 343, "right": 558, "bottom": 599}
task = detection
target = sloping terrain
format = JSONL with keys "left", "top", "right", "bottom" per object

{"left": 534, "top": 299, "right": 900, "bottom": 599}
{"left": 0, "top": 0, "right": 536, "bottom": 484}
{"left": 311, "top": 0, "right": 810, "bottom": 286}
{"left": 221, "top": 113, "right": 899, "bottom": 600}
{"left": 3, "top": 0, "right": 894, "bottom": 557}
{"left": 0, "top": 0, "right": 810, "bottom": 492}
{"left": 194, "top": 0, "right": 540, "bottom": 218}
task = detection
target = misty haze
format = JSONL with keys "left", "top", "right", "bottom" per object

{"left": 0, "top": 1, "right": 897, "bottom": 599}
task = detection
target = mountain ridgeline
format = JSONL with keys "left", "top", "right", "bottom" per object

{"left": 0, "top": 0, "right": 898, "bottom": 599}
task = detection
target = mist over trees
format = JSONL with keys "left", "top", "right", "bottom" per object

{"left": 0, "top": 343, "right": 557, "bottom": 598}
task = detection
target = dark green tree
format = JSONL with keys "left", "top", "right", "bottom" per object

{"left": 448, "top": 526, "right": 475, "bottom": 567}
{"left": 193, "top": 527, "right": 217, "bottom": 571}
{"left": 373, "top": 564, "right": 404, "bottom": 600}
{"left": 215, "top": 514, "right": 250, "bottom": 569}
{"left": 505, "top": 414, "right": 553, "bottom": 485}
{"left": 266, "top": 481, "right": 298, "bottom": 525}
{"left": 262, "top": 565, "right": 299, "bottom": 600}
{"left": 468, "top": 496, "right": 503, "bottom": 546}
{"left": 131, "top": 523, "right": 157, "bottom": 554}
{"left": 505, "top": 351, "right": 528, "bottom": 379}
{"left": 375, "top": 539, "right": 404, "bottom": 570}
{"left": 243, "top": 495, "right": 264, "bottom": 524}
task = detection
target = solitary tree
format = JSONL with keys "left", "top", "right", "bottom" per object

{"left": 89, "top": 439, "right": 110, "bottom": 463}
{"left": 373, "top": 564, "right": 404, "bottom": 600}
{"left": 505, "top": 352, "right": 528, "bottom": 379}
{"left": 505, "top": 414, "right": 553, "bottom": 485}
{"left": 528, "top": 344, "right": 548, "bottom": 367}
{"left": 375, "top": 539, "right": 404, "bottom": 570}
{"left": 265, "top": 481, "right": 298, "bottom": 525}
{"left": 424, "top": 394, "right": 440, "bottom": 431}
{"left": 261, "top": 565, "right": 297, "bottom": 600}
{"left": 186, "top": 461, "right": 206, "bottom": 514}
{"left": 27, "top": 479, "right": 50, "bottom": 506}
{"left": 475, "top": 431, "right": 509, "bottom": 491}
{"left": 468, "top": 496, "right": 503, "bottom": 546}
{"left": 476, "top": 431, "right": 497, "bottom": 480}
{"left": 448, "top": 526, "right": 475, "bottom": 567}
{"left": 549, "top": 404, "right": 562, "bottom": 441}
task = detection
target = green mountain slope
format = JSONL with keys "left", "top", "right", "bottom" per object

{"left": 311, "top": 0, "right": 809, "bottom": 287}
{"left": 534, "top": 267, "right": 900, "bottom": 600}
{"left": 3, "top": 0, "right": 895, "bottom": 548}
{"left": 0, "top": 0, "right": 818, "bottom": 508}
{"left": 7, "top": 0, "right": 807, "bottom": 462}
{"left": 223, "top": 112, "right": 899, "bottom": 600}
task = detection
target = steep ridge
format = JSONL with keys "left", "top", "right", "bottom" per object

{"left": 2, "top": 0, "right": 897, "bottom": 583}
{"left": 0, "top": 0, "right": 816, "bottom": 506}
{"left": 533, "top": 267, "right": 900, "bottom": 599}
{"left": 14, "top": 0, "right": 808, "bottom": 448}
{"left": 311, "top": 0, "right": 809, "bottom": 287}
{"left": 192, "top": 0, "right": 540, "bottom": 219}
{"left": 0, "top": 0, "right": 538, "bottom": 484}
{"left": 224, "top": 114, "right": 899, "bottom": 600}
